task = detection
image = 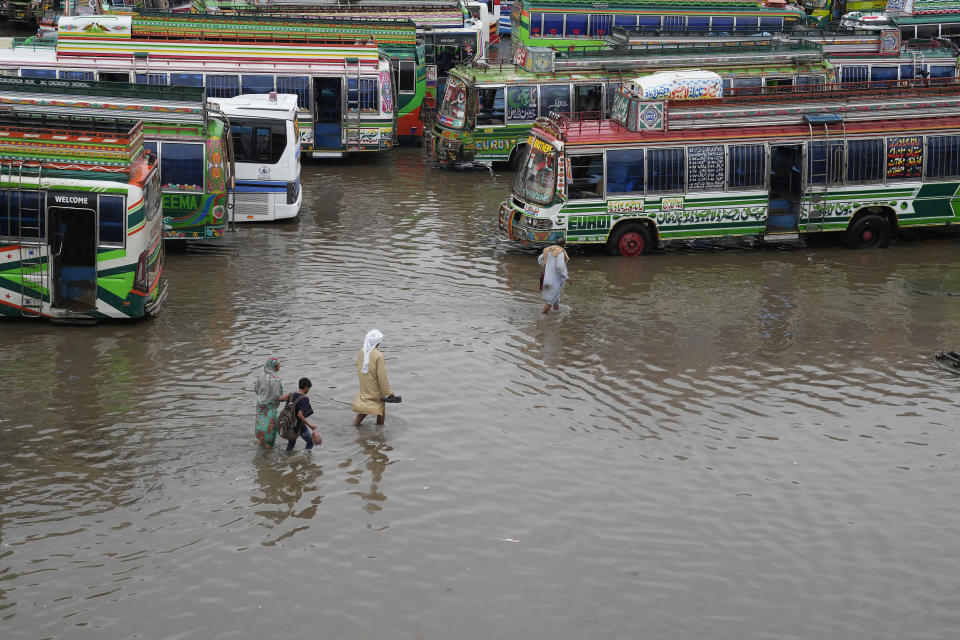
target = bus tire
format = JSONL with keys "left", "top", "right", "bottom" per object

{"left": 845, "top": 213, "right": 891, "bottom": 249}
{"left": 607, "top": 223, "right": 652, "bottom": 257}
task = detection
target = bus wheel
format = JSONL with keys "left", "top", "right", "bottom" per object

{"left": 845, "top": 214, "right": 891, "bottom": 249}
{"left": 607, "top": 223, "right": 651, "bottom": 257}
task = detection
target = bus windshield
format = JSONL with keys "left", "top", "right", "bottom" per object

{"left": 437, "top": 76, "right": 468, "bottom": 129}
{"left": 513, "top": 137, "right": 558, "bottom": 205}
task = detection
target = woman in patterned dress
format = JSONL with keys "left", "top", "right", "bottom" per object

{"left": 253, "top": 356, "right": 284, "bottom": 447}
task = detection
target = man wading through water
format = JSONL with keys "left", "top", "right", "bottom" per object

{"left": 539, "top": 238, "right": 570, "bottom": 314}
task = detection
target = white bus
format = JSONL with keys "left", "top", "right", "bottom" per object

{"left": 209, "top": 93, "right": 302, "bottom": 222}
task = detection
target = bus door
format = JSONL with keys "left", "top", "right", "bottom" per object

{"left": 574, "top": 84, "right": 604, "bottom": 119}
{"left": 49, "top": 194, "right": 97, "bottom": 312}
{"left": 314, "top": 77, "right": 343, "bottom": 151}
{"left": 767, "top": 145, "right": 803, "bottom": 234}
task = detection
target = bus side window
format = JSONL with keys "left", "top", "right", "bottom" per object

{"left": 160, "top": 143, "right": 204, "bottom": 191}
{"left": 729, "top": 145, "right": 765, "bottom": 189}
{"left": 606, "top": 149, "right": 644, "bottom": 195}
{"left": 475, "top": 88, "right": 505, "bottom": 125}
{"left": 647, "top": 148, "right": 685, "bottom": 194}
{"left": 847, "top": 139, "right": 884, "bottom": 184}
{"left": 98, "top": 195, "right": 125, "bottom": 246}
{"left": 926, "top": 135, "right": 960, "bottom": 179}
{"left": 569, "top": 154, "right": 604, "bottom": 200}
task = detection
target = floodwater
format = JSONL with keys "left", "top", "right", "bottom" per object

{"left": 4, "top": 149, "right": 960, "bottom": 638}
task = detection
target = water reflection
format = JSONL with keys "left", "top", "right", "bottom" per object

{"left": 252, "top": 450, "right": 326, "bottom": 546}
{"left": 343, "top": 428, "right": 392, "bottom": 516}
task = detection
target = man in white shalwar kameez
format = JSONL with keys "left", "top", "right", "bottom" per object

{"left": 538, "top": 238, "right": 569, "bottom": 314}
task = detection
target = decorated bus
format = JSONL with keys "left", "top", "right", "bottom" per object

{"left": 509, "top": 0, "right": 806, "bottom": 50}
{"left": 499, "top": 76, "right": 960, "bottom": 256}
{"left": 209, "top": 93, "right": 303, "bottom": 223}
{"left": 0, "top": 116, "right": 166, "bottom": 322}
{"left": 0, "top": 76, "right": 234, "bottom": 240}
{"left": 829, "top": 35, "right": 960, "bottom": 82}
{"left": 179, "top": 2, "right": 479, "bottom": 138}
{"left": 427, "top": 37, "right": 835, "bottom": 166}
{"left": 0, "top": 14, "right": 398, "bottom": 158}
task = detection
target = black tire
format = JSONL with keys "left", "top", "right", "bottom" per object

{"left": 606, "top": 223, "right": 653, "bottom": 257}
{"left": 845, "top": 213, "right": 891, "bottom": 249}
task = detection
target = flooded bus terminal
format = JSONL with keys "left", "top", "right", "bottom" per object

{"left": 2, "top": 12, "right": 960, "bottom": 638}
{"left": 3, "top": 145, "right": 960, "bottom": 639}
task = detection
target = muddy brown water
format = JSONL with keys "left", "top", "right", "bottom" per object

{"left": 3, "top": 141, "right": 960, "bottom": 639}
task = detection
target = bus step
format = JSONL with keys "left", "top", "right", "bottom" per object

{"left": 763, "top": 232, "right": 801, "bottom": 243}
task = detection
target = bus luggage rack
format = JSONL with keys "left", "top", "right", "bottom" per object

{"left": 715, "top": 77, "right": 960, "bottom": 103}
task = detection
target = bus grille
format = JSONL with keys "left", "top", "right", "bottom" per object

{"left": 235, "top": 192, "right": 270, "bottom": 218}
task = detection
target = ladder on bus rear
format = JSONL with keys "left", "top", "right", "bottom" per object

{"left": 910, "top": 50, "right": 925, "bottom": 79}
{"left": 4, "top": 161, "right": 48, "bottom": 316}
{"left": 345, "top": 57, "right": 362, "bottom": 151}
{"left": 803, "top": 113, "right": 846, "bottom": 233}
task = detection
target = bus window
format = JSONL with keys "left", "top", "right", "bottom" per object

{"left": 613, "top": 15, "right": 636, "bottom": 28}
{"left": 900, "top": 65, "right": 915, "bottom": 80}
{"left": 711, "top": 17, "right": 734, "bottom": 32}
{"left": 729, "top": 145, "right": 765, "bottom": 189}
{"left": 760, "top": 17, "right": 783, "bottom": 31}
{"left": 569, "top": 154, "right": 603, "bottom": 199}
{"left": 347, "top": 78, "right": 379, "bottom": 112}
{"left": 566, "top": 13, "right": 587, "bottom": 37}
{"left": 437, "top": 77, "right": 467, "bottom": 129}
{"left": 926, "top": 135, "right": 960, "bottom": 178}
{"left": 638, "top": 16, "right": 661, "bottom": 32}
{"left": 589, "top": 14, "right": 613, "bottom": 37}
{"left": 840, "top": 67, "right": 868, "bottom": 83}
{"left": 735, "top": 17, "right": 759, "bottom": 32}
{"left": 208, "top": 75, "right": 240, "bottom": 98}
{"left": 98, "top": 195, "right": 125, "bottom": 246}
{"left": 507, "top": 86, "right": 538, "bottom": 122}
{"left": 514, "top": 139, "right": 558, "bottom": 205}
{"left": 543, "top": 13, "right": 563, "bottom": 36}
{"left": 230, "top": 120, "right": 288, "bottom": 164}
{"left": 60, "top": 70, "right": 94, "bottom": 81}
{"left": 476, "top": 88, "right": 505, "bottom": 125}
{"left": 160, "top": 142, "right": 205, "bottom": 191}
{"left": 647, "top": 148, "right": 685, "bottom": 193}
{"left": 136, "top": 73, "right": 168, "bottom": 86}
{"left": 930, "top": 66, "right": 955, "bottom": 79}
{"left": 540, "top": 84, "right": 571, "bottom": 117}
{"left": 0, "top": 191, "right": 46, "bottom": 239}
{"left": 243, "top": 75, "right": 275, "bottom": 94}
{"left": 21, "top": 69, "right": 56, "bottom": 78}
{"left": 688, "top": 17, "right": 709, "bottom": 32}
{"left": 530, "top": 13, "right": 543, "bottom": 36}
{"left": 99, "top": 72, "right": 130, "bottom": 83}
{"left": 392, "top": 59, "right": 418, "bottom": 93}
{"left": 575, "top": 85, "right": 603, "bottom": 117}
{"left": 605, "top": 148, "right": 644, "bottom": 195}
{"left": 663, "top": 16, "right": 685, "bottom": 31}
{"left": 171, "top": 73, "right": 203, "bottom": 87}
{"left": 847, "top": 139, "right": 884, "bottom": 183}
{"left": 808, "top": 141, "right": 843, "bottom": 185}
{"left": 276, "top": 76, "right": 310, "bottom": 109}
{"left": 870, "top": 67, "right": 898, "bottom": 83}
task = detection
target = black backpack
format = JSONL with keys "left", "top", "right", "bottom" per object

{"left": 277, "top": 394, "right": 306, "bottom": 440}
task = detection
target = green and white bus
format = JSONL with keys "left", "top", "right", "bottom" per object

{"left": 0, "top": 116, "right": 167, "bottom": 322}
{"left": 0, "top": 76, "right": 235, "bottom": 241}
{"left": 499, "top": 77, "right": 960, "bottom": 255}
{"left": 428, "top": 37, "right": 835, "bottom": 166}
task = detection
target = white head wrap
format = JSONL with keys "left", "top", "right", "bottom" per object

{"left": 361, "top": 329, "right": 383, "bottom": 374}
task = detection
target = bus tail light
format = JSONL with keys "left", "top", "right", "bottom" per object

{"left": 286, "top": 181, "right": 299, "bottom": 205}
{"left": 135, "top": 250, "right": 148, "bottom": 291}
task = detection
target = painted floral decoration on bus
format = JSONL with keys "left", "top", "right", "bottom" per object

{"left": 207, "top": 138, "right": 226, "bottom": 195}
{"left": 380, "top": 71, "right": 394, "bottom": 114}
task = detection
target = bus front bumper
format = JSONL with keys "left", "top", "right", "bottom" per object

{"left": 498, "top": 200, "right": 564, "bottom": 245}
{"left": 425, "top": 129, "right": 472, "bottom": 164}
